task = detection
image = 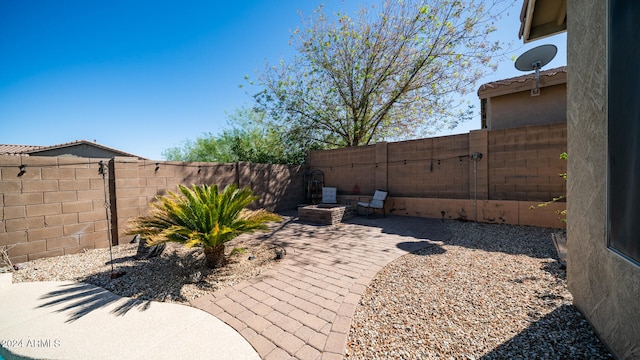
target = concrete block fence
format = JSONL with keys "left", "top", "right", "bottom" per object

{"left": 309, "top": 123, "right": 567, "bottom": 228}
{"left": 0, "top": 156, "right": 305, "bottom": 263}
{"left": 1, "top": 123, "right": 566, "bottom": 263}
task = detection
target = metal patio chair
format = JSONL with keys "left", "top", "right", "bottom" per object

{"left": 357, "top": 190, "right": 388, "bottom": 217}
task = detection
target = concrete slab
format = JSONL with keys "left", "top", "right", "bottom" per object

{"left": 0, "top": 281, "right": 260, "bottom": 360}
{"left": 0, "top": 272, "right": 11, "bottom": 290}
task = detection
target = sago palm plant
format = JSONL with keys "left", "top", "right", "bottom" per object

{"left": 126, "top": 184, "right": 281, "bottom": 268}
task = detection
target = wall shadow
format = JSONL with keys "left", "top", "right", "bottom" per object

{"left": 271, "top": 211, "right": 565, "bottom": 280}
{"left": 267, "top": 211, "right": 449, "bottom": 266}
{"left": 480, "top": 304, "right": 613, "bottom": 359}
{"left": 396, "top": 241, "right": 446, "bottom": 255}
{"left": 346, "top": 214, "right": 452, "bottom": 242}
{"left": 443, "top": 220, "right": 558, "bottom": 259}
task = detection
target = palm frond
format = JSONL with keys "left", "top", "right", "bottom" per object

{"left": 125, "top": 183, "right": 281, "bottom": 251}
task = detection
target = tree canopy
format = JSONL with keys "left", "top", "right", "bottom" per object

{"left": 161, "top": 107, "right": 309, "bottom": 164}
{"left": 254, "top": 0, "right": 510, "bottom": 147}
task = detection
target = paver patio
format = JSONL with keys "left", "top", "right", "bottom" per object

{"left": 190, "top": 213, "right": 451, "bottom": 359}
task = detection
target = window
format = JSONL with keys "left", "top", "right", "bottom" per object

{"left": 607, "top": 0, "right": 640, "bottom": 264}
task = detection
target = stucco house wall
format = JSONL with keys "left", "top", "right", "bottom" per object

{"left": 567, "top": 0, "right": 640, "bottom": 358}
{"left": 478, "top": 66, "right": 566, "bottom": 130}
{"left": 487, "top": 83, "right": 566, "bottom": 130}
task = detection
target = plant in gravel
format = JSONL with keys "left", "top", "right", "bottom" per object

{"left": 1, "top": 242, "right": 22, "bottom": 271}
{"left": 126, "top": 184, "right": 281, "bottom": 268}
{"left": 530, "top": 152, "right": 567, "bottom": 223}
{"left": 229, "top": 247, "right": 247, "bottom": 255}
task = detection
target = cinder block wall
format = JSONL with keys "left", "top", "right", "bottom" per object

{"left": 2, "top": 122, "right": 566, "bottom": 263}
{"left": 111, "top": 158, "right": 241, "bottom": 245}
{"left": 309, "top": 145, "right": 376, "bottom": 195}
{"left": 111, "top": 159, "right": 305, "bottom": 245}
{"left": 0, "top": 156, "right": 110, "bottom": 263}
{"left": 488, "top": 123, "right": 567, "bottom": 201}
{"left": 387, "top": 134, "right": 470, "bottom": 198}
{"left": 239, "top": 162, "right": 305, "bottom": 211}
{"left": 309, "top": 123, "right": 567, "bottom": 203}
{"left": 1, "top": 156, "right": 306, "bottom": 262}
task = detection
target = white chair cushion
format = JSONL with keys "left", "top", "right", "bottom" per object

{"left": 322, "top": 187, "right": 337, "bottom": 204}
{"left": 372, "top": 190, "right": 388, "bottom": 201}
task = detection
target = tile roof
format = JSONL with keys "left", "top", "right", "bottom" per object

{"left": 0, "top": 144, "right": 44, "bottom": 155}
{"left": 478, "top": 65, "right": 567, "bottom": 97}
{"left": 0, "top": 140, "right": 145, "bottom": 159}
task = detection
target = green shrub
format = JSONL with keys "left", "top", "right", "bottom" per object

{"left": 126, "top": 184, "right": 280, "bottom": 268}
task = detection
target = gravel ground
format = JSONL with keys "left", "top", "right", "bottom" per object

{"left": 346, "top": 220, "right": 613, "bottom": 359}
{"left": 11, "top": 235, "right": 281, "bottom": 303}
{"left": 8, "top": 218, "right": 613, "bottom": 359}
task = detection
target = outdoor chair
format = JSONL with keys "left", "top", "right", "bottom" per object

{"left": 357, "top": 190, "right": 388, "bottom": 217}
{"left": 321, "top": 187, "right": 338, "bottom": 205}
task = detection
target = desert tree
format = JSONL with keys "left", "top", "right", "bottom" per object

{"left": 162, "top": 106, "right": 308, "bottom": 164}
{"left": 254, "top": 0, "right": 511, "bottom": 147}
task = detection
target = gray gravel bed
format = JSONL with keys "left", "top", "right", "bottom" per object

{"left": 11, "top": 238, "right": 278, "bottom": 303}
{"left": 346, "top": 220, "right": 613, "bottom": 359}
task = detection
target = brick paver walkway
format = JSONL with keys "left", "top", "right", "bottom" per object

{"left": 190, "top": 213, "right": 451, "bottom": 360}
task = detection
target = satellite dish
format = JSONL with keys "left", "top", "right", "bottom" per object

{"left": 515, "top": 44, "right": 557, "bottom": 96}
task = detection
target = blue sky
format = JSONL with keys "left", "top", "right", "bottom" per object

{"left": 0, "top": 1, "right": 566, "bottom": 160}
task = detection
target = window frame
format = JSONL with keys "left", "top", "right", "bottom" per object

{"left": 606, "top": 0, "right": 640, "bottom": 266}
